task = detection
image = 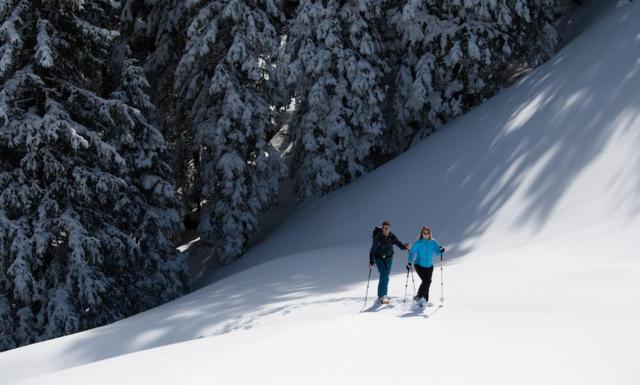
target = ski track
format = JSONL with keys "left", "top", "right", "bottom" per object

{"left": 211, "top": 295, "right": 443, "bottom": 338}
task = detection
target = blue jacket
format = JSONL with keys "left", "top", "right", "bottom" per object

{"left": 407, "top": 239, "right": 442, "bottom": 268}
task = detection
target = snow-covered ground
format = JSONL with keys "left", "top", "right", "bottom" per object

{"left": 2, "top": 2, "right": 640, "bottom": 384}
{"left": 556, "top": 0, "right": 636, "bottom": 45}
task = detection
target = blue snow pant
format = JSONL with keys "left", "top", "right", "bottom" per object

{"left": 375, "top": 256, "right": 393, "bottom": 298}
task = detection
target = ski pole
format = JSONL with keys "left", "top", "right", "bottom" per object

{"left": 403, "top": 268, "right": 411, "bottom": 303}
{"left": 364, "top": 267, "right": 373, "bottom": 308}
{"left": 410, "top": 267, "right": 416, "bottom": 296}
{"left": 439, "top": 251, "right": 445, "bottom": 305}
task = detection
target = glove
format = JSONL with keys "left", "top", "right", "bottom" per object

{"left": 439, "top": 246, "right": 446, "bottom": 253}
{"left": 406, "top": 263, "right": 412, "bottom": 271}
{"left": 369, "top": 262, "right": 374, "bottom": 269}
{"left": 404, "top": 243, "right": 410, "bottom": 250}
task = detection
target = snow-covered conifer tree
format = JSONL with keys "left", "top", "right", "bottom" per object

{"left": 174, "top": 0, "right": 287, "bottom": 261}
{"left": 120, "top": 0, "right": 196, "bottom": 210}
{"left": 287, "top": 0, "right": 388, "bottom": 199}
{"left": 0, "top": 0, "right": 188, "bottom": 351}
{"left": 386, "top": 0, "right": 558, "bottom": 153}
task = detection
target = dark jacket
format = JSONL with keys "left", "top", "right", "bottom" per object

{"left": 369, "top": 227, "right": 407, "bottom": 264}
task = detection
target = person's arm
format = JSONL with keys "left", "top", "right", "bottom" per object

{"left": 407, "top": 243, "right": 417, "bottom": 265}
{"left": 433, "top": 239, "right": 445, "bottom": 254}
{"left": 369, "top": 236, "right": 379, "bottom": 266}
{"left": 391, "top": 233, "right": 408, "bottom": 250}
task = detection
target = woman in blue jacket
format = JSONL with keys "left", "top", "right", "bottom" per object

{"left": 406, "top": 226, "right": 445, "bottom": 307}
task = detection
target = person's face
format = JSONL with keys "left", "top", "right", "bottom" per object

{"left": 382, "top": 224, "right": 390, "bottom": 236}
{"left": 422, "top": 229, "right": 431, "bottom": 238}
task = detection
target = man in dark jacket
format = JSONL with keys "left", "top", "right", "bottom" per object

{"left": 369, "top": 221, "right": 409, "bottom": 304}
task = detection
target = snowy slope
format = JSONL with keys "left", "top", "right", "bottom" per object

{"left": 557, "top": 0, "right": 636, "bottom": 44}
{"left": 2, "top": 2, "right": 640, "bottom": 385}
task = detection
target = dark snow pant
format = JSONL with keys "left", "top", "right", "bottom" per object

{"left": 415, "top": 265, "right": 434, "bottom": 301}
{"left": 375, "top": 257, "right": 392, "bottom": 298}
